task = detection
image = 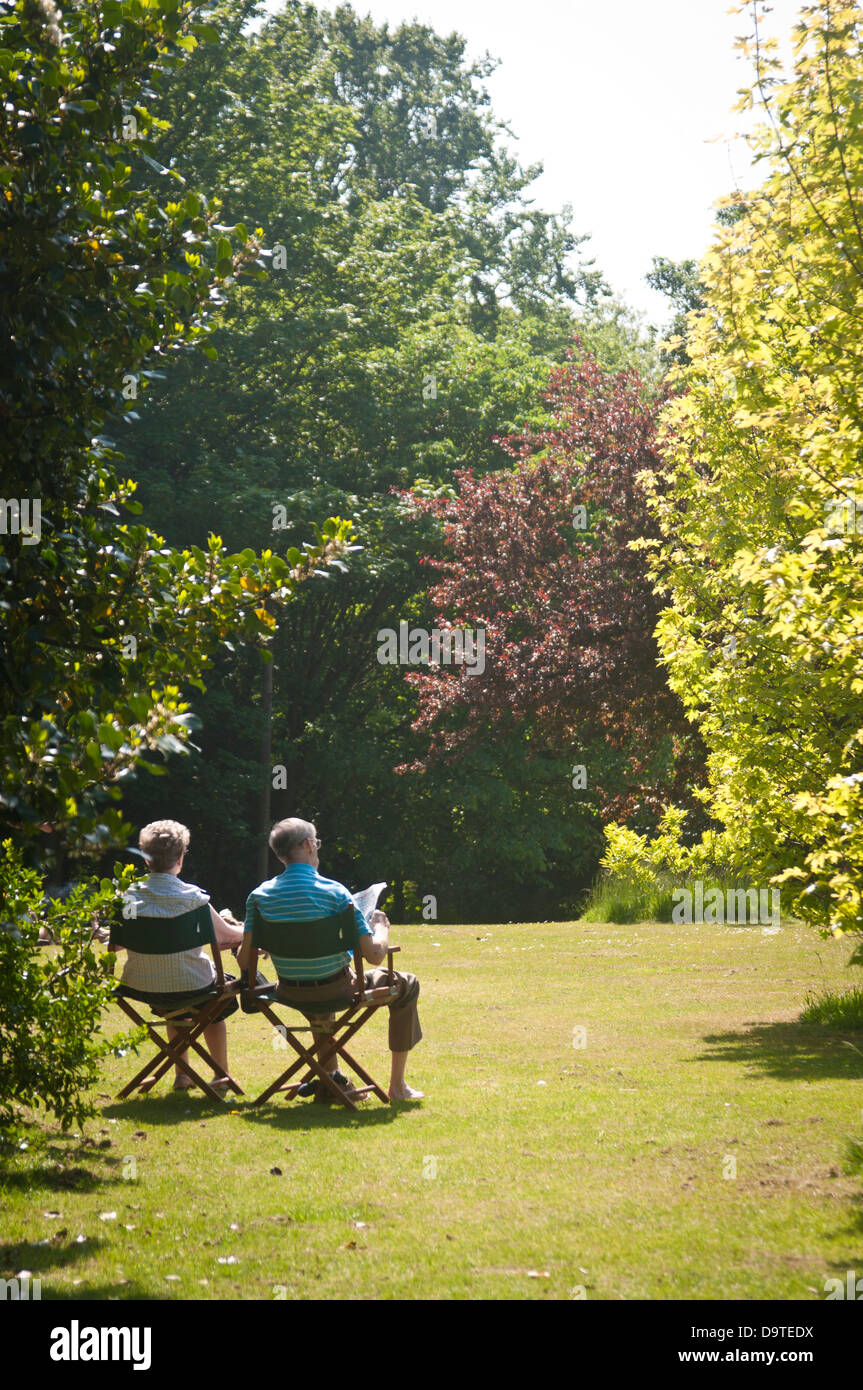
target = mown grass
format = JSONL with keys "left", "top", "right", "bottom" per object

{"left": 2, "top": 919, "right": 862, "bottom": 1301}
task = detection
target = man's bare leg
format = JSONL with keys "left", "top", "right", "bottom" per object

{"left": 388, "top": 1050, "right": 423, "bottom": 1101}
{"left": 312, "top": 1022, "right": 338, "bottom": 1076}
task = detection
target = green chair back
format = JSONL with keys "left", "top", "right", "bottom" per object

{"left": 250, "top": 904, "right": 360, "bottom": 960}
{"left": 109, "top": 903, "right": 214, "bottom": 955}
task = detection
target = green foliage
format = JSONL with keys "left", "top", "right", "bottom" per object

{"left": 645, "top": 255, "right": 704, "bottom": 366}
{"left": 800, "top": 986, "right": 863, "bottom": 1029}
{"left": 0, "top": 0, "right": 261, "bottom": 489}
{"left": 582, "top": 807, "right": 748, "bottom": 923}
{"left": 573, "top": 296, "right": 662, "bottom": 380}
{"left": 113, "top": 0, "right": 642, "bottom": 918}
{"left": 0, "top": 478, "right": 353, "bottom": 856}
{"left": 641, "top": 1, "right": 863, "bottom": 943}
{"left": 0, "top": 0, "right": 353, "bottom": 860}
{"left": 599, "top": 808, "right": 741, "bottom": 889}
{"left": 124, "top": 0, "right": 603, "bottom": 521}
{"left": 580, "top": 877, "right": 677, "bottom": 925}
{"left": 0, "top": 841, "right": 141, "bottom": 1130}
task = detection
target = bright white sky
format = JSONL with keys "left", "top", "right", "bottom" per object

{"left": 294, "top": 0, "right": 806, "bottom": 326}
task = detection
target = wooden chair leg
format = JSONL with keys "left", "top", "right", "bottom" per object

{"left": 327, "top": 1005, "right": 378, "bottom": 1056}
{"left": 116, "top": 1011, "right": 174, "bottom": 1098}
{"left": 293, "top": 1005, "right": 390, "bottom": 1106}
{"left": 148, "top": 1024, "right": 244, "bottom": 1095}
{"left": 145, "top": 1032, "right": 234, "bottom": 1092}
{"left": 117, "top": 1052, "right": 164, "bottom": 1099}
{"left": 252, "top": 997, "right": 392, "bottom": 1110}
{"left": 252, "top": 1003, "right": 315, "bottom": 1103}
{"left": 145, "top": 1029, "right": 221, "bottom": 1098}
{"left": 254, "top": 1016, "right": 320, "bottom": 1104}
{"left": 253, "top": 1007, "right": 360, "bottom": 1110}
{"left": 257, "top": 1040, "right": 359, "bottom": 1109}
{"left": 332, "top": 1044, "right": 389, "bottom": 1104}
{"left": 115, "top": 998, "right": 242, "bottom": 1102}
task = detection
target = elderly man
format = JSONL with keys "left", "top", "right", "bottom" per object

{"left": 238, "top": 818, "right": 423, "bottom": 1102}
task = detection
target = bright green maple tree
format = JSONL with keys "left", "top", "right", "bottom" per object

{"left": 640, "top": 0, "right": 863, "bottom": 944}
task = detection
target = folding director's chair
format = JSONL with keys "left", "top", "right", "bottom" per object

{"left": 244, "top": 905, "right": 400, "bottom": 1110}
{"left": 109, "top": 905, "right": 244, "bottom": 1104}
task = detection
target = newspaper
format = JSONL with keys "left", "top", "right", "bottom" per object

{"left": 352, "top": 881, "right": 387, "bottom": 924}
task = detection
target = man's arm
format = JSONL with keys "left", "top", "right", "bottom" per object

{"left": 359, "top": 909, "right": 389, "bottom": 967}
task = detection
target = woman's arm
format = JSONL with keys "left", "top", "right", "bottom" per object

{"left": 210, "top": 905, "right": 243, "bottom": 950}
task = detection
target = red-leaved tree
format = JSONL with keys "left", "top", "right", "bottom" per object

{"left": 399, "top": 348, "right": 703, "bottom": 822}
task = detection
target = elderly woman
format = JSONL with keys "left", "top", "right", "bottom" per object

{"left": 117, "top": 820, "right": 243, "bottom": 1093}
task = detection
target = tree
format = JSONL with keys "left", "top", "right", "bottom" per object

{"left": 112, "top": 0, "right": 620, "bottom": 915}
{"left": 400, "top": 350, "right": 704, "bottom": 830}
{"left": 642, "top": 0, "right": 863, "bottom": 940}
{"left": 0, "top": 0, "right": 351, "bottom": 862}
{"left": 645, "top": 256, "right": 704, "bottom": 366}
{"left": 646, "top": 205, "right": 750, "bottom": 367}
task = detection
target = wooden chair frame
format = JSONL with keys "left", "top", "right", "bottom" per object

{"left": 110, "top": 907, "right": 244, "bottom": 1104}
{"left": 244, "top": 906, "right": 401, "bottom": 1110}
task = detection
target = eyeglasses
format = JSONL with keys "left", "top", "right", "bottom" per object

{"left": 308, "top": 837, "right": 322, "bottom": 849}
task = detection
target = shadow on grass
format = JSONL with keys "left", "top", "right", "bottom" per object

{"left": 101, "top": 1091, "right": 401, "bottom": 1131}
{"left": 695, "top": 1020, "right": 863, "bottom": 1081}
{"left": 240, "top": 1100, "right": 401, "bottom": 1133}
{"left": 0, "top": 1234, "right": 105, "bottom": 1280}
{"left": 0, "top": 1133, "right": 131, "bottom": 1194}
{"left": 822, "top": 1191, "right": 863, "bottom": 1266}
{"left": 0, "top": 1254, "right": 164, "bottom": 1300}
{"left": 100, "top": 1091, "right": 243, "bottom": 1126}
{"left": 0, "top": 1163, "right": 129, "bottom": 1195}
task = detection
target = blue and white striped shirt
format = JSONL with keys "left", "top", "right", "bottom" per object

{"left": 243, "top": 863, "right": 371, "bottom": 981}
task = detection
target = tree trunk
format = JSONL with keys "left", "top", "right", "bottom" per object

{"left": 392, "top": 877, "right": 405, "bottom": 925}
{"left": 257, "top": 650, "right": 274, "bottom": 883}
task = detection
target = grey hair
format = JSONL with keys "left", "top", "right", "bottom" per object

{"left": 269, "top": 817, "right": 316, "bottom": 861}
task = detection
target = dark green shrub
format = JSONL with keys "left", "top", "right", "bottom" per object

{"left": 0, "top": 841, "right": 140, "bottom": 1130}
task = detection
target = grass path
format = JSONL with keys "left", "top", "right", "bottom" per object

{"left": 2, "top": 920, "right": 862, "bottom": 1299}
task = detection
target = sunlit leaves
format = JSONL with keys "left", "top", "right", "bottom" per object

{"left": 0, "top": 841, "right": 142, "bottom": 1130}
{"left": 645, "top": 0, "right": 863, "bottom": 937}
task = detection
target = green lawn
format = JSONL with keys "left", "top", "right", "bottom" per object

{"left": 3, "top": 920, "right": 863, "bottom": 1300}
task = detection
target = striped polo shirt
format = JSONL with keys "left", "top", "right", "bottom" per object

{"left": 243, "top": 862, "right": 372, "bottom": 981}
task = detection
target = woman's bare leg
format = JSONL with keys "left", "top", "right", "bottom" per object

{"left": 167, "top": 1020, "right": 228, "bottom": 1087}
